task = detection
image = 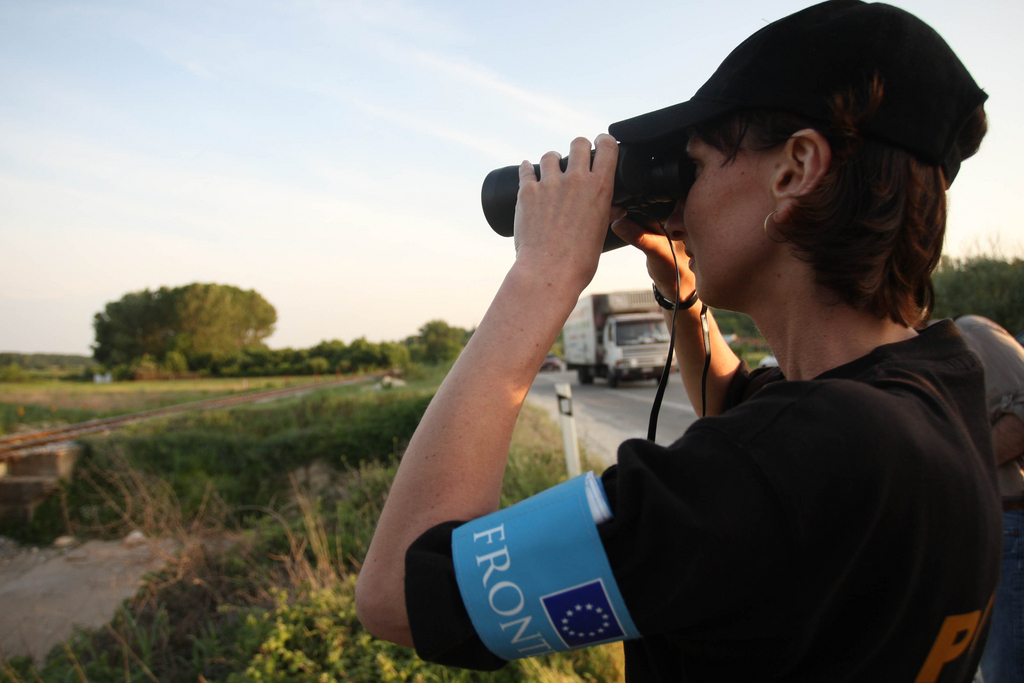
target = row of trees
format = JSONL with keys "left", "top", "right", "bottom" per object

{"left": 93, "top": 283, "right": 472, "bottom": 380}
{"left": 85, "top": 260, "right": 1024, "bottom": 381}
{"left": 713, "top": 255, "right": 1024, "bottom": 341}
{"left": 0, "top": 353, "right": 92, "bottom": 370}
{"left": 155, "top": 321, "right": 467, "bottom": 379}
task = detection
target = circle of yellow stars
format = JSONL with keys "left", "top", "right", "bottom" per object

{"left": 560, "top": 602, "right": 612, "bottom": 639}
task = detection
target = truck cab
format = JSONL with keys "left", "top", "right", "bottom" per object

{"left": 564, "top": 290, "right": 672, "bottom": 388}
{"left": 598, "top": 313, "right": 670, "bottom": 387}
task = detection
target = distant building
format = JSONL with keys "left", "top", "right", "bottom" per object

{"left": 93, "top": 372, "right": 112, "bottom": 384}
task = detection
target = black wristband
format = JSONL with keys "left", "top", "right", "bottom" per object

{"left": 652, "top": 283, "right": 699, "bottom": 311}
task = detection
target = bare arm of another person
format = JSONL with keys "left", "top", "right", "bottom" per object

{"left": 611, "top": 221, "right": 741, "bottom": 416}
{"left": 355, "top": 135, "right": 621, "bottom": 647}
{"left": 992, "top": 413, "right": 1024, "bottom": 466}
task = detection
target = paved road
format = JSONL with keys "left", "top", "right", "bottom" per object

{"left": 526, "top": 369, "right": 699, "bottom": 469}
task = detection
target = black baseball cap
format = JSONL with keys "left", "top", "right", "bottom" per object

{"left": 608, "top": 0, "right": 986, "bottom": 185}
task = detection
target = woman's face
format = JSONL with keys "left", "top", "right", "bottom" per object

{"left": 664, "top": 136, "right": 781, "bottom": 311}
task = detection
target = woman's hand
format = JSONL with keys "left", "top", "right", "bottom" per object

{"left": 611, "top": 206, "right": 744, "bottom": 417}
{"left": 512, "top": 134, "right": 622, "bottom": 296}
{"left": 611, "top": 212, "right": 695, "bottom": 302}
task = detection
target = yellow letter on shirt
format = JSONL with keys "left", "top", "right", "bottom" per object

{"left": 915, "top": 611, "right": 980, "bottom": 683}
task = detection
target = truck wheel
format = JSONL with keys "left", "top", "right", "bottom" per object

{"left": 607, "top": 368, "right": 619, "bottom": 388}
{"left": 578, "top": 367, "right": 594, "bottom": 384}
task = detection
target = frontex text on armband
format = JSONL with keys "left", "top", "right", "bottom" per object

{"left": 452, "top": 473, "right": 640, "bottom": 662}
{"left": 470, "top": 523, "right": 556, "bottom": 655}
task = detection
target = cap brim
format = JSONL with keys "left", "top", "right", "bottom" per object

{"left": 608, "top": 97, "right": 736, "bottom": 143}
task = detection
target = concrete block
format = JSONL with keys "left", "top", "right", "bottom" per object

{"left": 7, "top": 443, "right": 80, "bottom": 479}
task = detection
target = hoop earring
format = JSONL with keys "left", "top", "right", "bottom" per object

{"left": 763, "top": 211, "right": 787, "bottom": 244}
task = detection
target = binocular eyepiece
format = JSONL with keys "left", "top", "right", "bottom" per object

{"left": 480, "top": 137, "right": 696, "bottom": 252}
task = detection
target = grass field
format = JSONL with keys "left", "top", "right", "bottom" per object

{"left": 0, "top": 375, "right": 321, "bottom": 412}
{"left": 0, "top": 373, "right": 417, "bottom": 436}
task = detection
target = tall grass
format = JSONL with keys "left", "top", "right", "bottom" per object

{"left": 1, "top": 385, "right": 623, "bottom": 683}
{"left": 0, "top": 402, "right": 104, "bottom": 436}
{"left": 3, "top": 386, "right": 434, "bottom": 543}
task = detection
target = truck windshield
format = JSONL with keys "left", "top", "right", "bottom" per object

{"left": 616, "top": 319, "right": 670, "bottom": 346}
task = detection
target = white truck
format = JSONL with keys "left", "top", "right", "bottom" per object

{"left": 563, "top": 290, "right": 671, "bottom": 388}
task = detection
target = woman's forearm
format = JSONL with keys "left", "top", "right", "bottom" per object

{"left": 667, "top": 304, "right": 741, "bottom": 417}
{"left": 355, "top": 264, "right": 586, "bottom": 644}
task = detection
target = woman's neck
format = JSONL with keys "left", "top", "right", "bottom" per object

{"left": 748, "top": 283, "right": 917, "bottom": 381}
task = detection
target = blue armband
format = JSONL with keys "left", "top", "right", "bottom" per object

{"left": 452, "top": 472, "right": 639, "bottom": 661}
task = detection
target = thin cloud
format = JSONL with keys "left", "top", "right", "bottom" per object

{"left": 407, "top": 48, "right": 609, "bottom": 137}
{"left": 348, "top": 97, "right": 524, "bottom": 162}
{"left": 284, "top": 0, "right": 465, "bottom": 44}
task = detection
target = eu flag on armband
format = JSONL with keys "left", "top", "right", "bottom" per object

{"left": 543, "top": 579, "right": 626, "bottom": 647}
{"left": 451, "top": 472, "right": 639, "bottom": 661}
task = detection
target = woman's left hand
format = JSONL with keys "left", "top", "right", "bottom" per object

{"left": 611, "top": 215, "right": 694, "bottom": 301}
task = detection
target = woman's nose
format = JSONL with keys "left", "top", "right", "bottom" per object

{"left": 664, "top": 201, "right": 686, "bottom": 240}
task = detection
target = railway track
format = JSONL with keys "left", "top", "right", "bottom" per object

{"left": 0, "top": 375, "right": 373, "bottom": 461}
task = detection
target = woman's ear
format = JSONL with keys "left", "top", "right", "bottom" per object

{"left": 771, "top": 129, "right": 831, "bottom": 222}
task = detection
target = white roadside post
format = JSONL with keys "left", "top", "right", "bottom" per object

{"left": 555, "top": 383, "right": 582, "bottom": 478}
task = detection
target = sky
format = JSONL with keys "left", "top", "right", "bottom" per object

{"left": 1, "top": 0, "right": 1021, "bottom": 355}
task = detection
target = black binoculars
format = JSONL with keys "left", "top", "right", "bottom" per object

{"left": 480, "top": 134, "right": 696, "bottom": 252}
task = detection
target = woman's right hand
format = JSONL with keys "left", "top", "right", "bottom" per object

{"left": 611, "top": 211, "right": 696, "bottom": 303}
{"left": 512, "top": 134, "right": 620, "bottom": 298}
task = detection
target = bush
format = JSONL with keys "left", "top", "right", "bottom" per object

{"left": 711, "top": 309, "right": 763, "bottom": 339}
{"left": 0, "top": 363, "right": 28, "bottom": 382}
{"left": 229, "top": 577, "right": 622, "bottom": 683}
{"left": 933, "top": 256, "right": 1024, "bottom": 335}
{"left": 6, "top": 388, "right": 435, "bottom": 544}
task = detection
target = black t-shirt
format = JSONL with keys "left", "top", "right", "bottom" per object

{"left": 404, "top": 321, "right": 1002, "bottom": 682}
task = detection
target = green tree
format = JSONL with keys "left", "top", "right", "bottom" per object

{"left": 169, "top": 283, "right": 277, "bottom": 356}
{"left": 932, "top": 256, "right": 1024, "bottom": 335}
{"left": 379, "top": 340, "right": 411, "bottom": 369}
{"left": 405, "top": 320, "right": 470, "bottom": 365}
{"left": 93, "top": 283, "right": 276, "bottom": 367}
{"left": 163, "top": 350, "right": 189, "bottom": 374}
{"left": 346, "top": 337, "right": 382, "bottom": 371}
{"left": 92, "top": 288, "right": 178, "bottom": 366}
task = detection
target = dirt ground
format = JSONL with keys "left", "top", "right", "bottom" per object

{"left": 0, "top": 535, "right": 168, "bottom": 664}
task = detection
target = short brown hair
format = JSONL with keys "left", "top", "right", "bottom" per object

{"left": 690, "top": 78, "right": 987, "bottom": 327}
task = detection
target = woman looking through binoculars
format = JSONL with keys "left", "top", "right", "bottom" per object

{"left": 356, "top": 2, "right": 1000, "bottom": 681}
